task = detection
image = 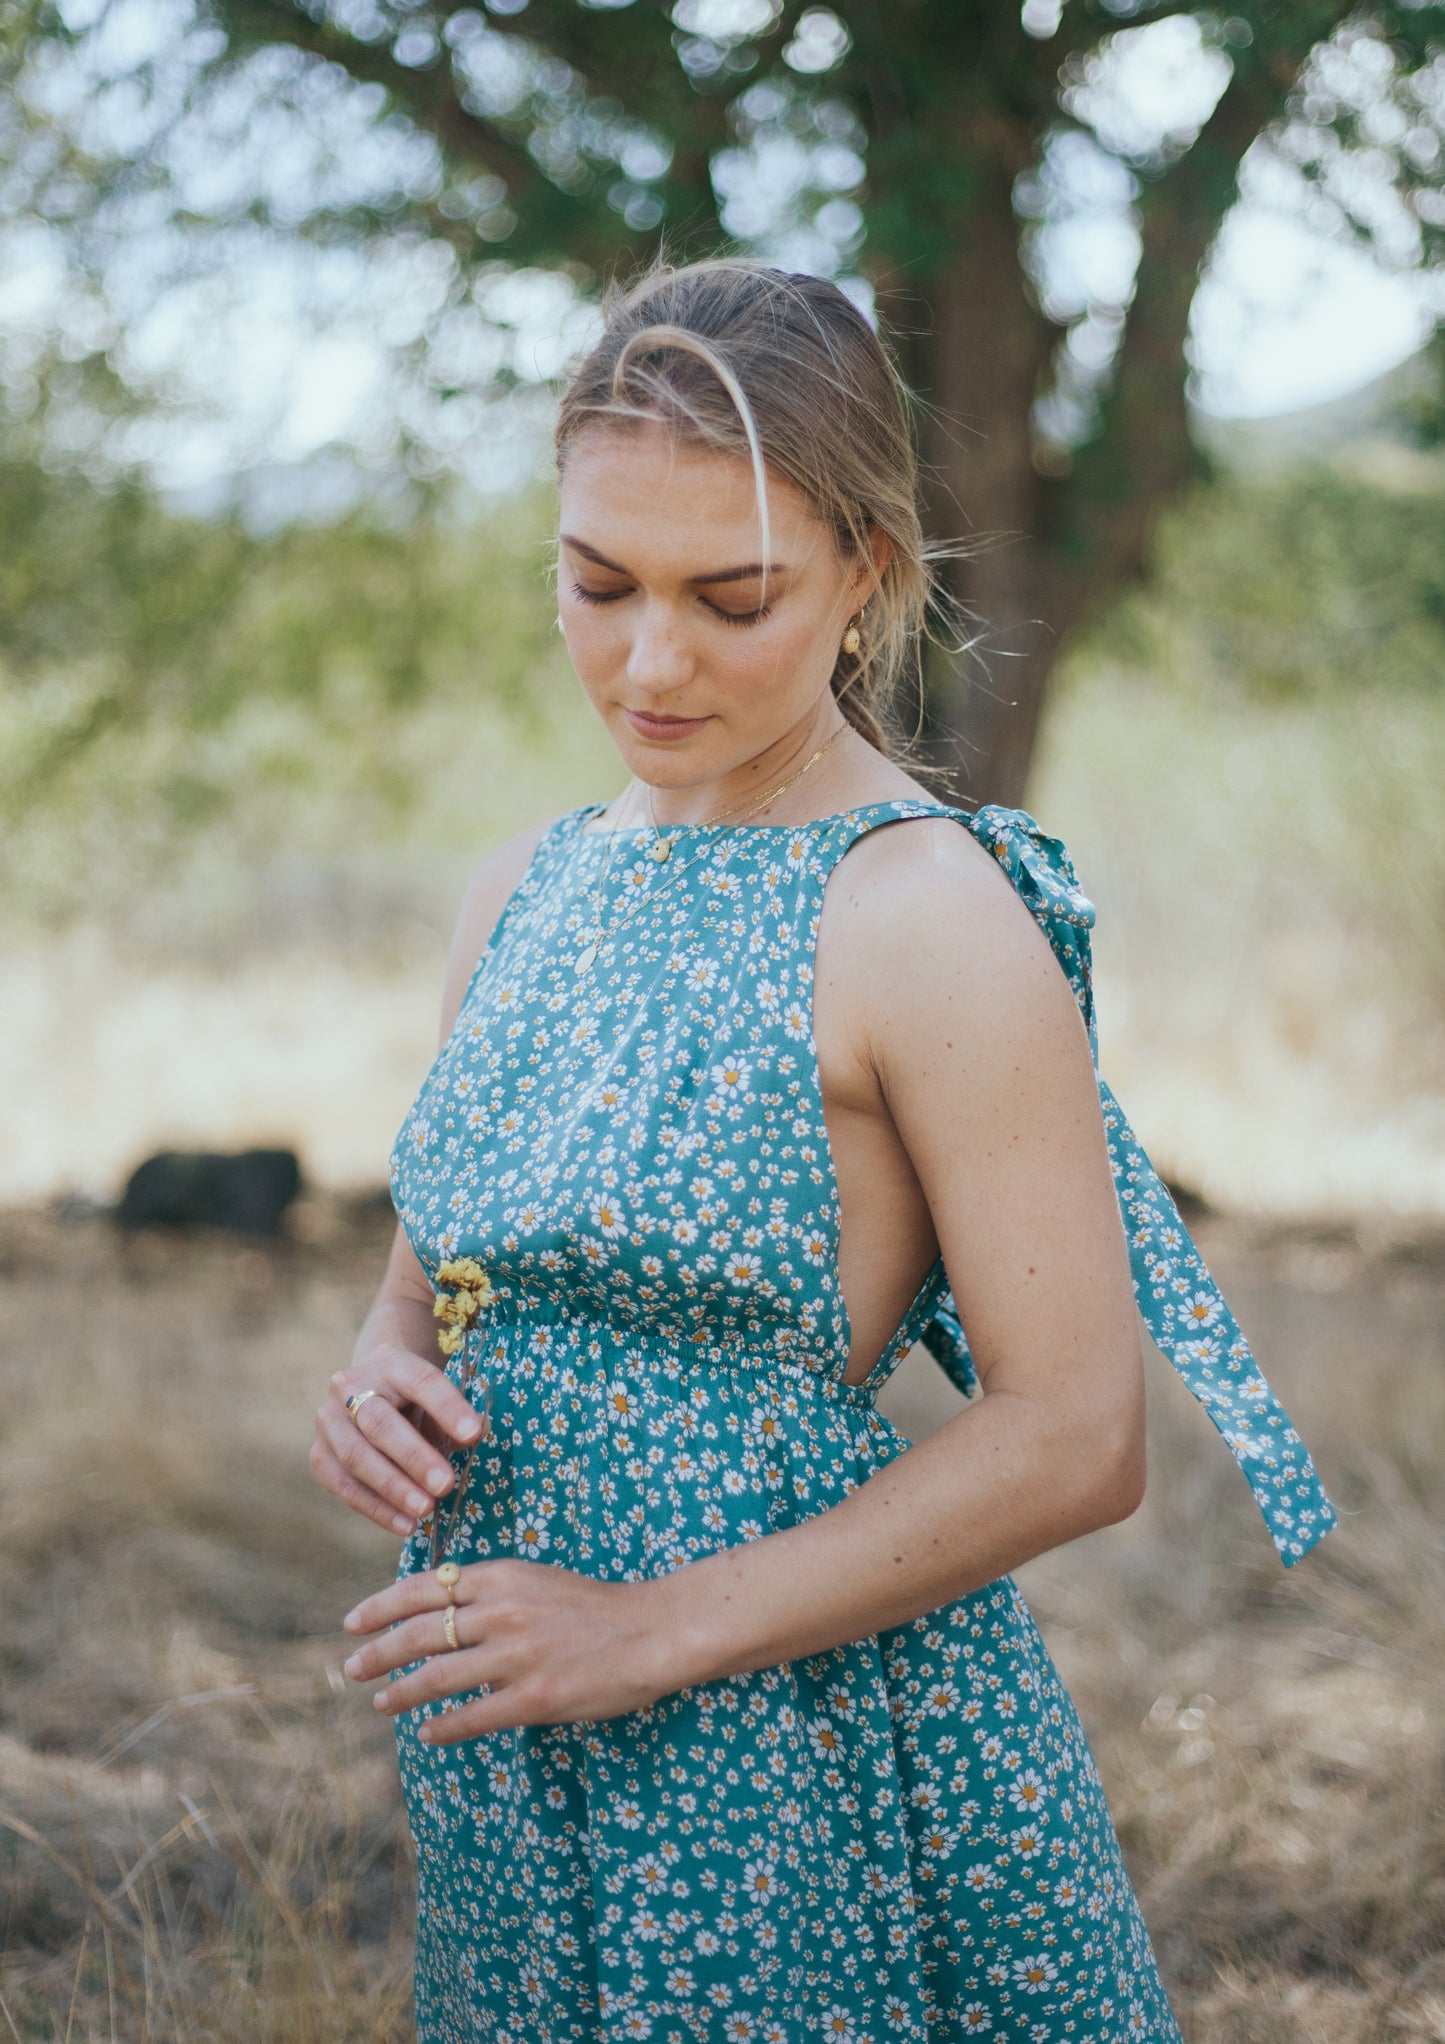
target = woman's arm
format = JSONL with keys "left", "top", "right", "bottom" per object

{"left": 309, "top": 817, "right": 553, "bottom": 1536}
{"left": 654, "top": 818, "right": 1148, "bottom": 1686}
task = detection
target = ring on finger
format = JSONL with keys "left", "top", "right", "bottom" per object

{"left": 437, "top": 1561, "right": 461, "bottom": 1607}
{"left": 345, "top": 1388, "right": 380, "bottom": 1424}
{"left": 441, "top": 1605, "right": 460, "bottom": 1652}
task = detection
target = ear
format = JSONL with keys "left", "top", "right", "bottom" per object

{"left": 849, "top": 526, "right": 895, "bottom": 606}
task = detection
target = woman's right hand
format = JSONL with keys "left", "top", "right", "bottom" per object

{"left": 311, "top": 1343, "right": 491, "bottom": 1537}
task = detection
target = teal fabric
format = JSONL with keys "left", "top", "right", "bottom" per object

{"left": 916, "top": 805, "right": 1337, "bottom": 1569}
{"left": 387, "top": 797, "right": 1335, "bottom": 2041}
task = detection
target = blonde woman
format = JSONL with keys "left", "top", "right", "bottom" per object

{"left": 312, "top": 256, "right": 1335, "bottom": 2041}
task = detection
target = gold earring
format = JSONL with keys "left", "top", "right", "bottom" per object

{"left": 841, "top": 605, "right": 865, "bottom": 656}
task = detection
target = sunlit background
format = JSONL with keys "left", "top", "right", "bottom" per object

{"left": 4, "top": 3, "right": 1444, "bottom": 1225}
{"left": 2, "top": 4, "right": 1443, "bottom": 2040}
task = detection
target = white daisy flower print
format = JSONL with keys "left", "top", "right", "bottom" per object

{"left": 514, "top": 1513, "right": 551, "bottom": 1556}
{"left": 710, "top": 1056, "right": 752, "bottom": 1101}
{"left": 383, "top": 797, "right": 1292, "bottom": 2044}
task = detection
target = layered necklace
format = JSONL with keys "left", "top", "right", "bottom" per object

{"left": 573, "top": 722, "right": 849, "bottom": 976}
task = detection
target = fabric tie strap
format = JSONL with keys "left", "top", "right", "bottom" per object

{"left": 918, "top": 802, "right": 1338, "bottom": 1569}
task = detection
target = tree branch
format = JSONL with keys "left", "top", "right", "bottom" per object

{"left": 209, "top": 0, "right": 725, "bottom": 270}
{"left": 1047, "top": 68, "right": 1270, "bottom": 637}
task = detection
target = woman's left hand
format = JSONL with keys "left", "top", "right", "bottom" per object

{"left": 340, "top": 1558, "right": 684, "bottom": 1744}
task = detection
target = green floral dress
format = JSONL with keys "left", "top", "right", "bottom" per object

{"left": 387, "top": 798, "right": 1336, "bottom": 2042}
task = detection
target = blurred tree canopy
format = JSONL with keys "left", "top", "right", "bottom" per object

{"left": 4, "top": 448, "right": 1442, "bottom": 915}
{"left": 0, "top": 458, "right": 572, "bottom": 861}
{"left": 1099, "top": 457, "right": 1445, "bottom": 702}
{"left": 1, "top": 0, "right": 1443, "bottom": 802}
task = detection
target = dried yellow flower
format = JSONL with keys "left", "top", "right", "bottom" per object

{"left": 436, "top": 1255, "right": 491, "bottom": 1294}
{"left": 427, "top": 1250, "right": 496, "bottom": 1569}
{"left": 431, "top": 1254, "right": 494, "bottom": 1360}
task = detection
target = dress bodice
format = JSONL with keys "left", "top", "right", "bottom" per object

{"left": 389, "top": 796, "right": 1337, "bottom": 1567}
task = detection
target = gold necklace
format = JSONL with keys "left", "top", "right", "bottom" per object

{"left": 641, "top": 722, "right": 849, "bottom": 864}
{"left": 573, "top": 775, "right": 795, "bottom": 976}
{"left": 573, "top": 722, "right": 848, "bottom": 975}
{"left": 573, "top": 779, "right": 639, "bottom": 972}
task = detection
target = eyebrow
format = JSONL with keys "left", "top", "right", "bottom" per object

{"left": 559, "top": 534, "right": 788, "bottom": 586}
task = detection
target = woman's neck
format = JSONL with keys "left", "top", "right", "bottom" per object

{"left": 609, "top": 714, "right": 859, "bottom": 831}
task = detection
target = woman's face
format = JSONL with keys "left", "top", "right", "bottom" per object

{"left": 556, "top": 417, "right": 887, "bottom": 793}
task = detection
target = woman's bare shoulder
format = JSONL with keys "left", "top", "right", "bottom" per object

{"left": 828, "top": 802, "right": 1024, "bottom": 933}
{"left": 824, "top": 804, "right": 1089, "bottom": 1076}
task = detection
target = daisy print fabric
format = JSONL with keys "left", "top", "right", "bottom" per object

{"left": 387, "top": 797, "right": 1336, "bottom": 2042}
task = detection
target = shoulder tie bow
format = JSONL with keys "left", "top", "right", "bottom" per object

{"left": 919, "top": 803, "right": 1338, "bottom": 1569}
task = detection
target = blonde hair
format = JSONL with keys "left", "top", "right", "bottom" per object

{"left": 553, "top": 250, "right": 969, "bottom": 775}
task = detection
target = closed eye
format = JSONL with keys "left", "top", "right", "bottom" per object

{"left": 710, "top": 602, "right": 772, "bottom": 629}
{"left": 569, "top": 582, "right": 772, "bottom": 629}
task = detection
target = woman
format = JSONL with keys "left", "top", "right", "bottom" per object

{"left": 310, "top": 256, "right": 1336, "bottom": 2042}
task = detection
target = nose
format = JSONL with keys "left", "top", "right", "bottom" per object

{"left": 625, "top": 599, "right": 695, "bottom": 699}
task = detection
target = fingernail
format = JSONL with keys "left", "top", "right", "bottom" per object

{"left": 429, "top": 1466, "right": 451, "bottom": 1491}
{"left": 458, "top": 1417, "right": 480, "bottom": 1441}
{"left": 407, "top": 1489, "right": 431, "bottom": 1515}
{"left": 343, "top": 1654, "right": 362, "bottom": 1677}
{"left": 373, "top": 1692, "right": 394, "bottom": 1712}
{"left": 393, "top": 1514, "right": 415, "bottom": 1536}
{"left": 418, "top": 1726, "right": 433, "bottom": 1742}
{"left": 343, "top": 1608, "right": 362, "bottom": 1629}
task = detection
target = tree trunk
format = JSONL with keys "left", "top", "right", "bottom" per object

{"left": 874, "top": 75, "right": 1275, "bottom": 812}
{"left": 877, "top": 173, "right": 1060, "bottom": 811}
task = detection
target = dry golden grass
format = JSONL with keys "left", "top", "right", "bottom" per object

{"left": 0, "top": 1197, "right": 416, "bottom": 2042}
{"left": 0, "top": 1194, "right": 1441, "bottom": 2041}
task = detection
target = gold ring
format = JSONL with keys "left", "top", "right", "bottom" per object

{"left": 436, "top": 1561, "right": 461, "bottom": 1607}
{"left": 441, "top": 1605, "right": 459, "bottom": 1652}
{"left": 345, "top": 1388, "right": 380, "bottom": 1423}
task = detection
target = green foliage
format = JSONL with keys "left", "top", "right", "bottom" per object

{"left": 0, "top": 458, "right": 570, "bottom": 815}
{"left": 0, "top": 458, "right": 588, "bottom": 928}
{"left": 5, "top": 0, "right": 1442, "bottom": 806}
{"left": 1092, "top": 462, "right": 1445, "bottom": 704}
{"left": 1043, "top": 462, "right": 1445, "bottom": 1007}
{"left": 1392, "top": 327, "right": 1445, "bottom": 450}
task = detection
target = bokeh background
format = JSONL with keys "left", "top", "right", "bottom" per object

{"left": 2, "top": 3, "right": 1443, "bottom": 2039}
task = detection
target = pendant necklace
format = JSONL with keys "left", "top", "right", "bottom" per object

{"left": 573, "top": 723, "right": 849, "bottom": 976}
{"left": 571, "top": 781, "right": 638, "bottom": 976}
{"left": 635, "top": 732, "right": 845, "bottom": 864}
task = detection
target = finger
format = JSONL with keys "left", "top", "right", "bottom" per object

{"left": 317, "top": 1401, "right": 441, "bottom": 1524}
{"left": 348, "top": 1391, "right": 464, "bottom": 1504}
{"left": 342, "top": 1557, "right": 510, "bottom": 1637}
{"left": 373, "top": 1640, "right": 499, "bottom": 1715}
{"left": 327, "top": 1381, "right": 459, "bottom": 1503}
{"left": 399, "top": 1400, "right": 447, "bottom": 1455}
{"left": 342, "top": 1405, "right": 455, "bottom": 1519}
{"left": 309, "top": 1435, "right": 417, "bottom": 1539}
{"left": 381, "top": 1348, "right": 492, "bottom": 1452}
{"left": 415, "top": 1697, "right": 528, "bottom": 1746}
{"left": 344, "top": 1604, "right": 477, "bottom": 1684}
{"left": 375, "top": 1639, "right": 507, "bottom": 1715}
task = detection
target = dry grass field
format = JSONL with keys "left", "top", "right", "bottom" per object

{"left": 0, "top": 1190, "right": 1441, "bottom": 2043}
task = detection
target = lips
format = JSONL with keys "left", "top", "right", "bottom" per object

{"left": 624, "top": 707, "right": 711, "bottom": 737}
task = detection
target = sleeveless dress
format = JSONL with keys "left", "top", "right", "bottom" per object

{"left": 387, "top": 797, "right": 1337, "bottom": 2044}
